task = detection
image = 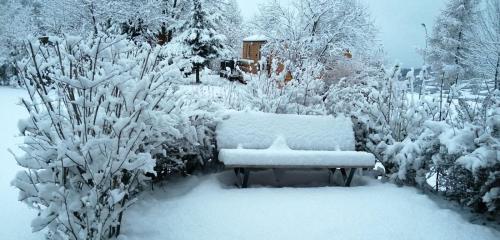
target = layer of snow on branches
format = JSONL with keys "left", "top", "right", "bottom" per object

{"left": 216, "top": 112, "right": 355, "bottom": 151}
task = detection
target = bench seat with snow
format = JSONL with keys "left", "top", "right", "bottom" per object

{"left": 216, "top": 112, "right": 376, "bottom": 188}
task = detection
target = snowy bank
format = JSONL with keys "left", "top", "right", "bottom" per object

{"left": 0, "top": 88, "right": 41, "bottom": 239}
{"left": 121, "top": 172, "right": 500, "bottom": 240}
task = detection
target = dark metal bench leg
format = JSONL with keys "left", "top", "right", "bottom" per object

{"left": 234, "top": 168, "right": 245, "bottom": 188}
{"left": 329, "top": 168, "right": 337, "bottom": 185}
{"left": 345, "top": 168, "right": 357, "bottom": 187}
{"left": 242, "top": 168, "right": 250, "bottom": 188}
{"left": 340, "top": 168, "right": 348, "bottom": 182}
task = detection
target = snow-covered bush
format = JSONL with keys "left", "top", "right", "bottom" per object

{"left": 245, "top": 60, "right": 327, "bottom": 115}
{"left": 441, "top": 91, "right": 499, "bottom": 213}
{"left": 12, "top": 34, "right": 184, "bottom": 239}
{"left": 326, "top": 64, "right": 437, "bottom": 160}
{"left": 381, "top": 89, "right": 499, "bottom": 214}
{"left": 417, "top": 97, "right": 499, "bottom": 213}
{"left": 326, "top": 59, "right": 499, "bottom": 215}
{"left": 152, "top": 87, "right": 221, "bottom": 180}
{"left": 324, "top": 67, "right": 381, "bottom": 150}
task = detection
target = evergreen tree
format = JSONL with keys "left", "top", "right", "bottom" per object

{"left": 178, "top": 0, "right": 226, "bottom": 83}
{"left": 427, "top": 0, "right": 479, "bottom": 86}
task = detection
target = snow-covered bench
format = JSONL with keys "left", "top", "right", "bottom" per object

{"left": 216, "top": 112, "right": 375, "bottom": 188}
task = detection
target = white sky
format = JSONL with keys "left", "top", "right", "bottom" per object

{"left": 236, "top": 0, "right": 446, "bottom": 67}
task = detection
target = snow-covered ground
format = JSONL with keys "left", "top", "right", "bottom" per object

{"left": 0, "top": 87, "right": 41, "bottom": 239}
{"left": 122, "top": 171, "right": 500, "bottom": 240}
{"left": 1, "top": 87, "right": 499, "bottom": 240}
{"left": 178, "top": 74, "right": 249, "bottom": 110}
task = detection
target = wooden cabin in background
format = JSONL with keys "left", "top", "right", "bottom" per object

{"left": 241, "top": 35, "right": 267, "bottom": 74}
{"left": 220, "top": 36, "right": 355, "bottom": 84}
{"left": 240, "top": 35, "right": 292, "bottom": 81}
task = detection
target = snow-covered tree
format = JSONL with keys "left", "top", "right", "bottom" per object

{"left": 176, "top": 0, "right": 227, "bottom": 83}
{"left": 242, "top": 0, "right": 378, "bottom": 120}
{"left": 468, "top": 0, "right": 500, "bottom": 90}
{"left": 253, "top": 0, "right": 377, "bottom": 79}
{"left": 0, "top": 1, "right": 31, "bottom": 56}
{"left": 0, "top": 0, "right": 36, "bottom": 85}
{"left": 427, "top": 0, "right": 480, "bottom": 86}
{"left": 0, "top": 0, "right": 170, "bottom": 73}
{"left": 13, "top": 0, "right": 167, "bottom": 38}
{"left": 219, "top": 0, "right": 243, "bottom": 57}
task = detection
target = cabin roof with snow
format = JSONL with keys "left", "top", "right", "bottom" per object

{"left": 243, "top": 35, "right": 268, "bottom": 42}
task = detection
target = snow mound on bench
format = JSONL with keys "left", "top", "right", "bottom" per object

{"left": 216, "top": 112, "right": 355, "bottom": 151}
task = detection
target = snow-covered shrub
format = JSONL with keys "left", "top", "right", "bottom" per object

{"left": 327, "top": 60, "right": 498, "bottom": 215}
{"left": 152, "top": 87, "right": 221, "bottom": 180}
{"left": 422, "top": 115, "right": 498, "bottom": 213}
{"left": 452, "top": 91, "right": 500, "bottom": 213}
{"left": 385, "top": 90, "right": 499, "bottom": 214}
{"left": 326, "top": 64, "right": 437, "bottom": 167}
{"left": 381, "top": 138, "right": 427, "bottom": 185}
{"left": 246, "top": 60, "right": 327, "bottom": 115}
{"left": 324, "top": 67, "right": 381, "bottom": 150}
{"left": 12, "top": 34, "right": 182, "bottom": 239}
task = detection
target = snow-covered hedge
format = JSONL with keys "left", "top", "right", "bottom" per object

{"left": 0, "top": 63, "right": 21, "bottom": 87}
{"left": 326, "top": 63, "right": 499, "bottom": 215}
{"left": 421, "top": 94, "right": 499, "bottom": 213}
{"left": 11, "top": 34, "right": 188, "bottom": 239}
{"left": 151, "top": 87, "right": 220, "bottom": 180}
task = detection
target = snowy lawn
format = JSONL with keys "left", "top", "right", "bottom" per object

{"left": 178, "top": 74, "right": 249, "bottom": 109}
{"left": 121, "top": 171, "right": 500, "bottom": 240}
{"left": 1, "top": 87, "right": 499, "bottom": 240}
{"left": 0, "top": 87, "right": 41, "bottom": 239}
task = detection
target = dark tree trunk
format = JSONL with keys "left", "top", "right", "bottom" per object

{"left": 495, "top": 53, "right": 500, "bottom": 90}
{"left": 88, "top": 3, "right": 99, "bottom": 36}
{"left": 158, "top": 0, "right": 178, "bottom": 45}
{"left": 439, "top": 73, "right": 445, "bottom": 121}
{"left": 436, "top": 169, "right": 440, "bottom": 192}
{"left": 195, "top": 65, "right": 201, "bottom": 84}
{"left": 454, "top": 30, "right": 463, "bottom": 86}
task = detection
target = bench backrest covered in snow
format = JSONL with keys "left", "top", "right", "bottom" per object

{"left": 217, "top": 112, "right": 355, "bottom": 151}
{"left": 216, "top": 112, "right": 375, "bottom": 187}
